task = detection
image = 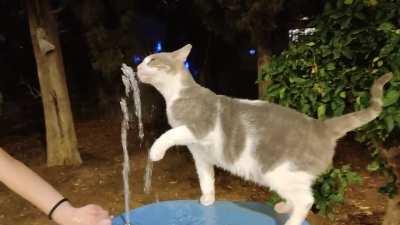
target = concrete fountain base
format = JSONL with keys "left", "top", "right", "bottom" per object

{"left": 112, "top": 200, "right": 310, "bottom": 225}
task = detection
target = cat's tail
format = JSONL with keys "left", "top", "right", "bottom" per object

{"left": 324, "top": 73, "right": 393, "bottom": 138}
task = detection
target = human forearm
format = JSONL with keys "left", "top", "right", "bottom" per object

{"left": 0, "top": 148, "right": 64, "bottom": 215}
{"left": 0, "top": 148, "right": 112, "bottom": 225}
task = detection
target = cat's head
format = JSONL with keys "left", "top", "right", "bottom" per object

{"left": 137, "top": 44, "right": 192, "bottom": 86}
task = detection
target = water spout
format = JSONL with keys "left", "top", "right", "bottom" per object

{"left": 120, "top": 63, "right": 145, "bottom": 225}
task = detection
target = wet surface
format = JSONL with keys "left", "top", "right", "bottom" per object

{"left": 112, "top": 200, "right": 309, "bottom": 225}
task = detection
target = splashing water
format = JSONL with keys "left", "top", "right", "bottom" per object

{"left": 121, "top": 64, "right": 144, "bottom": 140}
{"left": 143, "top": 159, "right": 153, "bottom": 194}
{"left": 120, "top": 63, "right": 145, "bottom": 225}
{"left": 120, "top": 63, "right": 157, "bottom": 224}
{"left": 119, "top": 98, "right": 131, "bottom": 225}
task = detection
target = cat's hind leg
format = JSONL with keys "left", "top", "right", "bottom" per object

{"left": 274, "top": 201, "right": 292, "bottom": 214}
{"left": 191, "top": 151, "right": 215, "bottom": 206}
{"left": 264, "top": 162, "right": 314, "bottom": 225}
{"left": 280, "top": 188, "right": 313, "bottom": 225}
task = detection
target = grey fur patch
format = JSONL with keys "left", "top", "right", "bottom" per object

{"left": 170, "top": 85, "right": 218, "bottom": 139}
{"left": 237, "top": 101, "right": 336, "bottom": 175}
{"left": 170, "top": 84, "right": 247, "bottom": 164}
{"left": 170, "top": 83, "right": 335, "bottom": 173}
{"left": 218, "top": 96, "right": 247, "bottom": 163}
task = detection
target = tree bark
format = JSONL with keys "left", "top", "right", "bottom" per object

{"left": 257, "top": 47, "right": 272, "bottom": 98}
{"left": 383, "top": 195, "right": 400, "bottom": 225}
{"left": 26, "top": 0, "right": 81, "bottom": 166}
{"left": 381, "top": 146, "right": 400, "bottom": 225}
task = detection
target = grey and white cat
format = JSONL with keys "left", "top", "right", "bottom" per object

{"left": 137, "top": 44, "right": 392, "bottom": 225}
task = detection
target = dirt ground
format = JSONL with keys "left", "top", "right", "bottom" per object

{"left": 0, "top": 119, "right": 388, "bottom": 225}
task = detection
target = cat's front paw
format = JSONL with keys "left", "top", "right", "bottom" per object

{"left": 200, "top": 194, "right": 215, "bottom": 206}
{"left": 149, "top": 147, "right": 165, "bottom": 162}
{"left": 149, "top": 138, "right": 168, "bottom": 161}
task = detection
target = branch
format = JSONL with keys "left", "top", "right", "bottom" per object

{"left": 19, "top": 77, "right": 41, "bottom": 99}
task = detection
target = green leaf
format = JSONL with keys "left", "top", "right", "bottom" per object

{"left": 344, "top": 0, "right": 353, "bottom": 5}
{"left": 378, "top": 22, "right": 395, "bottom": 32}
{"left": 318, "top": 104, "right": 327, "bottom": 119}
{"left": 394, "top": 112, "right": 400, "bottom": 123}
{"left": 372, "top": 57, "right": 380, "bottom": 63}
{"left": 368, "top": 0, "right": 378, "bottom": 6}
{"left": 331, "top": 99, "right": 345, "bottom": 116}
{"left": 279, "top": 87, "right": 287, "bottom": 99}
{"left": 321, "top": 182, "right": 331, "bottom": 197}
{"left": 342, "top": 48, "right": 353, "bottom": 59}
{"left": 367, "top": 160, "right": 380, "bottom": 172}
{"left": 326, "top": 63, "right": 336, "bottom": 71}
{"left": 289, "top": 77, "right": 308, "bottom": 84}
{"left": 267, "top": 191, "right": 283, "bottom": 205}
{"left": 306, "top": 42, "right": 316, "bottom": 46}
{"left": 383, "top": 89, "right": 399, "bottom": 107}
{"left": 384, "top": 115, "right": 395, "bottom": 132}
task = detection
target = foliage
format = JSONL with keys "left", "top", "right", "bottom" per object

{"left": 262, "top": 0, "right": 400, "bottom": 214}
{"left": 312, "top": 165, "right": 362, "bottom": 217}
{"left": 86, "top": 25, "right": 125, "bottom": 78}
{"left": 367, "top": 147, "right": 398, "bottom": 197}
{"left": 85, "top": 10, "right": 139, "bottom": 79}
{"left": 267, "top": 165, "right": 362, "bottom": 217}
{"left": 261, "top": 0, "right": 400, "bottom": 142}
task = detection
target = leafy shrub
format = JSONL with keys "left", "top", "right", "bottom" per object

{"left": 260, "top": 0, "right": 400, "bottom": 142}
{"left": 312, "top": 165, "right": 362, "bottom": 217}
{"left": 261, "top": 0, "right": 400, "bottom": 215}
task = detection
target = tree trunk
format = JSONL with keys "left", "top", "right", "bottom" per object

{"left": 381, "top": 146, "right": 400, "bottom": 225}
{"left": 257, "top": 47, "right": 272, "bottom": 99}
{"left": 26, "top": 0, "right": 81, "bottom": 166}
{"left": 383, "top": 195, "right": 400, "bottom": 225}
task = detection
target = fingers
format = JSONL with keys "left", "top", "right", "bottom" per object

{"left": 98, "top": 218, "right": 112, "bottom": 225}
{"left": 79, "top": 204, "right": 112, "bottom": 225}
{"left": 85, "top": 204, "right": 109, "bottom": 215}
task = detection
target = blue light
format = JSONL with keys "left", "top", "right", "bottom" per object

{"left": 184, "top": 61, "right": 190, "bottom": 69}
{"left": 132, "top": 55, "right": 142, "bottom": 64}
{"left": 154, "top": 41, "right": 162, "bottom": 52}
{"left": 248, "top": 48, "right": 256, "bottom": 56}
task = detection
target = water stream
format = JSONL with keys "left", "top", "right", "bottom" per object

{"left": 120, "top": 64, "right": 146, "bottom": 225}
{"left": 119, "top": 98, "right": 131, "bottom": 225}
{"left": 120, "top": 63, "right": 155, "bottom": 224}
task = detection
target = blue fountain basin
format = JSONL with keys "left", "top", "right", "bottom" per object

{"left": 112, "top": 200, "right": 310, "bottom": 225}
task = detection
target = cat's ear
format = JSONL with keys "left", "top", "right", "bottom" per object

{"left": 171, "top": 44, "right": 192, "bottom": 62}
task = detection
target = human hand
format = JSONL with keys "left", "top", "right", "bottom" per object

{"left": 53, "top": 202, "right": 112, "bottom": 225}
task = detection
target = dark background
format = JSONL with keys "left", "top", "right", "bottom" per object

{"left": 0, "top": 0, "right": 262, "bottom": 137}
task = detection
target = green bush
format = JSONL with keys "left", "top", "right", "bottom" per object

{"left": 261, "top": 0, "right": 400, "bottom": 215}
{"left": 261, "top": 0, "right": 400, "bottom": 141}
{"left": 312, "top": 165, "right": 362, "bottom": 217}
